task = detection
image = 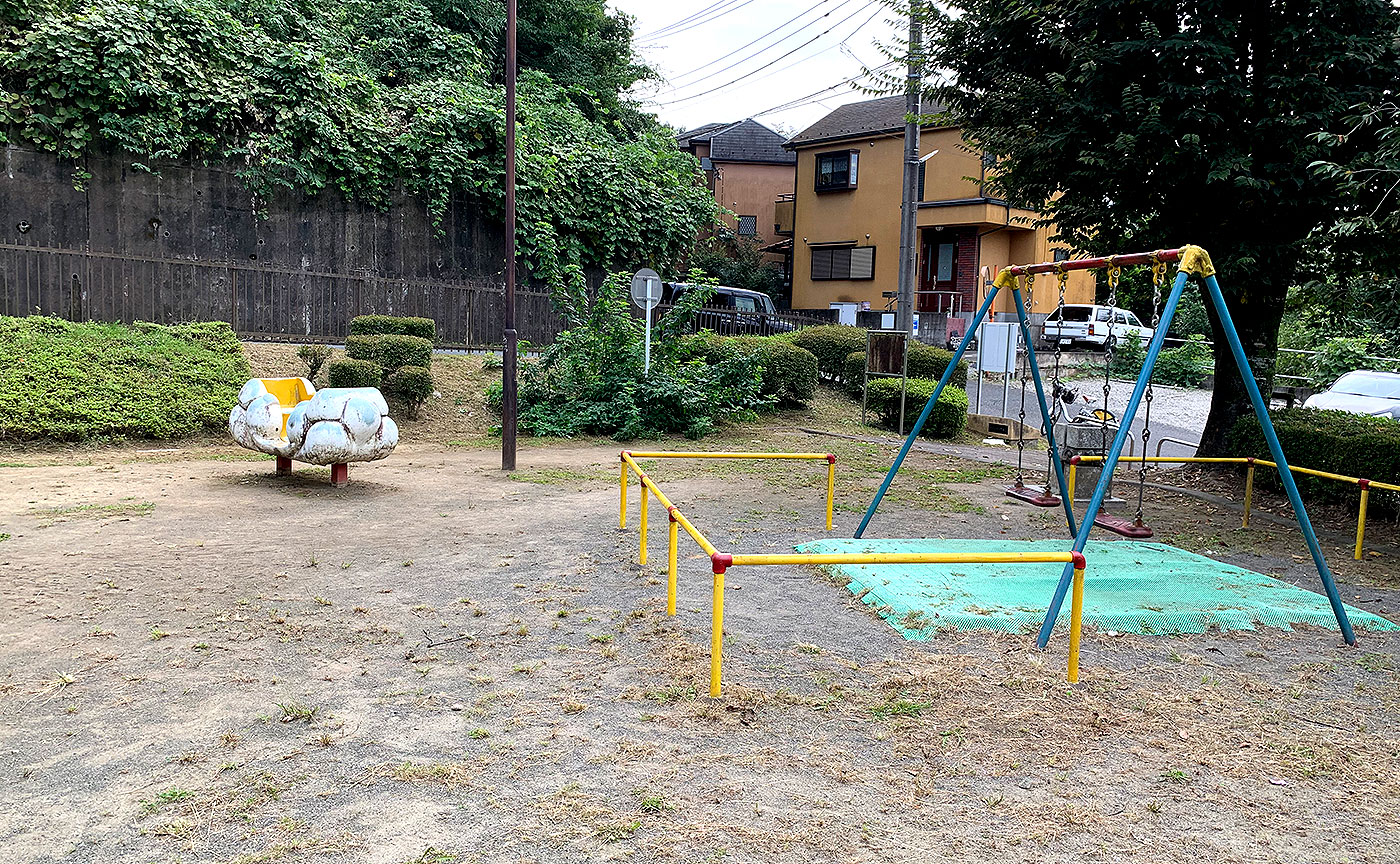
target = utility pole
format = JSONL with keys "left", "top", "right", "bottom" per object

{"left": 501, "top": 0, "right": 518, "bottom": 471}
{"left": 895, "top": 1, "right": 922, "bottom": 335}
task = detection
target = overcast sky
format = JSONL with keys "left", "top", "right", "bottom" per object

{"left": 609, "top": 0, "right": 901, "bottom": 138}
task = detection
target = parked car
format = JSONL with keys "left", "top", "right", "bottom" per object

{"left": 1041, "top": 304, "right": 1153, "bottom": 349}
{"left": 664, "top": 283, "right": 795, "bottom": 333}
{"left": 1303, "top": 370, "right": 1400, "bottom": 419}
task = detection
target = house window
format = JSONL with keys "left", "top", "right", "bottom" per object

{"left": 736, "top": 215, "right": 757, "bottom": 237}
{"left": 1053, "top": 248, "right": 1071, "bottom": 262}
{"left": 810, "top": 245, "right": 876, "bottom": 280}
{"left": 815, "top": 150, "right": 859, "bottom": 192}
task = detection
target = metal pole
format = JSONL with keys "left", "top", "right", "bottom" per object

{"left": 1011, "top": 287, "right": 1078, "bottom": 536}
{"left": 500, "top": 0, "right": 518, "bottom": 471}
{"left": 644, "top": 281, "right": 653, "bottom": 375}
{"left": 894, "top": 1, "right": 921, "bottom": 334}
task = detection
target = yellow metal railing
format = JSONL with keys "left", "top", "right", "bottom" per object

{"left": 1067, "top": 455, "right": 1400, "bottom": 560}
{"left": 620, "top": 450, "right": 1090, "bottom": 695}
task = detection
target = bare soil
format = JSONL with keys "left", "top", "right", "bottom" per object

{"left": 1, "top": 346, "right": 1398, "bottom": 864}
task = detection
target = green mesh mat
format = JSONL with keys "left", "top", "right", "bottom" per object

{"left": 794, "top": 538, "right": 1399, "bottom": 638}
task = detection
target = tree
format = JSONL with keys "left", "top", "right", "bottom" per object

{"left": 913, "top": 0, "right": 1400, "bottom": 452}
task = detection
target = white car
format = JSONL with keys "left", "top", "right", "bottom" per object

{"left": 1303, "top": 370, "right": 1400, "bottom": 420}
{"left": 1041, "top": 304, "right": 1154, "bottom": 350}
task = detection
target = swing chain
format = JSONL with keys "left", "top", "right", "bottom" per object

{"left": 1046, "top": 266, "right": 1069, "bottom": 489}
{"left": 1013, "top": 273, "right": 1035, "bottom": 486}
{"left": 1135, "top": 255, "right": 1168, "bottom": 526}
{"left": 1100, "top": 261, "right": 1120, "bottom": 458}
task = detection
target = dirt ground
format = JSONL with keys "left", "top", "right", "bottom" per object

{"left": 2, "top": 353, "right": 1399, "bottom": 863}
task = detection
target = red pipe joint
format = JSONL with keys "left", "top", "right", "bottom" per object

{"left": 1071, "top": 551, "right": 1087, "bottom": 570}
{"left": 1068, "top": 455, "right": 1081, "bottom": 465}
{"left": 826, "top": 453, "right": 837, "bottom": 464}
{"left": 667, "top": 505, "right": 678, "bottom": 522}
{"left": 1359, "top": 478, "right": 1371, "bottom": 490}
{"left": 710, "top": 552, "right": 732, "bottom": 574}
{"left": 1246, "top": 456, "right": 1256, "bottom": 465}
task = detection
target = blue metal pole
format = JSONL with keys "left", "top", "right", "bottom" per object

{"left": 1202, "top": 274, "right": 1357, "bottom": 645}
{"left": 1035, "top": 269, "right": 1190, "bottom": 647}
{"left": 1011, "top": 287, "right": 1078, "bottom": 537}
{"left": 855, "top": 283, "right": 1002, "bottom": 538}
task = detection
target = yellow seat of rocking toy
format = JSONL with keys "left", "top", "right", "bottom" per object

{"left": 258, "top": 377, "right": 316, "bottom": 438}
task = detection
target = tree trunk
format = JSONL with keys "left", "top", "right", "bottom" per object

{"left": 1196, "top": 265, "right": 1288, "bottom": 456}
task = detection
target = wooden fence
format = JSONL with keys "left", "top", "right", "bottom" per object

{"left": 1, "top": 243, "right": 833, "bottom": 347}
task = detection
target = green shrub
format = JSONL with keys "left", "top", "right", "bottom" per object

{"left": 384, "top": 365, "right": 434, "bottom": 416}
{"left": 0, "top": 316, "right": 250, "bottom": 441}
{"left": 481, "top": 353, "right": 503, "bottom": 371}
{"left": 1310, "top": 337, "right": 1372, "bottom": 389}
{"left": 326, "top": 358, "right": 382, "bottom": 389}
{"left": 842, "top": 343, "right": 968, "bottom": 398}
{"left": 792, "top": 325, "right": 868, "bottom": 383}
{"left": 864, "top": 378, "right": 969, "bottom": 439}
{"left": 503, "top": 271, "right": 768, "bottom": 439}
{"left": 682, "top": 333, "right": 818, "bottom": 405}
{"left": 297, "top": 343, "right": 333, "bottom": 381}
{"left": 345, "top": 334, "right": 432, "bottom": 371}
{"left": 1108, "top": 332, "right": 1147, "bottom": 379}
{"left": 1229, "top": 408, "right": 1400, "bottom": 507}
{"left": 349, "top": 315, "right": 437, "bottom": 341}
{"left": 1154, "top": 335, "right": 1214, "bottom": 388}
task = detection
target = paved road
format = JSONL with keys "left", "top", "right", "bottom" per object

{"left": 963, "top": 359, "right": 1208, "bottom": 460}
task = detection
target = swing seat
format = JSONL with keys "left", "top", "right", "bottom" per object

{"left": 1004, "top": 484, "right": 1062, "bottom": 507}
{"left": 1094, "top": 513, "right": 1154, "bottom": 538}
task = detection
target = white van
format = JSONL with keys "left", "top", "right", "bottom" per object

{"left": 1041, "top": 304, "right": 1153, "bottom": 350}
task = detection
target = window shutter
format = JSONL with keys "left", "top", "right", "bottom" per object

{"left": 849, "top": 247, "right": 875, "bottom": 280}
{"left": 811, "top": 248, "right": 834, "bottom": 280}
{"left": 737, "top": 215, "right": 757, "bottom": 236}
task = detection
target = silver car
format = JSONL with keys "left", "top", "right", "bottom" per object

{"left": 1303, "top": 370, "right": 1400, "bottom": 420}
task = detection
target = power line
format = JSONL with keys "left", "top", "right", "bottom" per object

{"left": 641, "top": 0, "right": 757, "bottom": 41}
{"left": 652, "top": 0, "right": 873, "bottom": 107}
{"left": 664, "top": 0, "right": 849, "bottom": 88}
{"left": 697, "top": 4, "right": 885, "bottom": 100}
{"left": 750, "top": 60, "right": 898, "bottom": 119}
{"left": 639, "top": 1, "right": 736, "bottom": 39}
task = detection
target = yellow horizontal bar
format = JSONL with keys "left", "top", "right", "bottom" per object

{"left": 622, "top": 452, "right": 718, "bottom": 557}
{"left": 1077, "top": 455, "right": 1400, "bottom": 493}
{"left": 626, "top": 451, "right": 832, "bottom": 460}
{"left": 1074, "top": 456, "right": 1248, "bottom": 465}
{"left": 728, "top": 551, "right": 1077, "bottom": 566}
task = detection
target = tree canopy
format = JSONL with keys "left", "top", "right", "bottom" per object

{"left": 0, "top": 0, "right": 717, "bottom": 275}
{"left": 917, "top": 0, "right": 1400, "bottom": 451}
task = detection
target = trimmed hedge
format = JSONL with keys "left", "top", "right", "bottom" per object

{"left": 326, "top": 357, "right": 382, "bottom": 389}
{"left": 842, "top": 343, "right": 968, "bottom": 397}
{"left": 349, "top": 315, "right": 436, "bottom": 341}
{"left": 682, "top": 332, "right": 818, "bottom": 406}
{"left": 1229, "top": 407, "right": 1400, "bottom": 506}
{"left": 865, "top": 378, "right": 969, "bottom": 439}
{"left": 0, "top": 316, "right": 250, "bottom": 441}
{"left": 384, "top": 365, "right": 434, "bottom": 416}
{"left": 345, "top": 334, "right": 432, "bottom": 372}
{"left": 792, "top": 324, "right": 867, "bottom": 383}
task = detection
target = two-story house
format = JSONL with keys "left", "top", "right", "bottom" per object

{"left": 677, "top": 119, "right": 797, "bottom": 255}
{"left": 783, "top": 95, "right": 1093, "bottom": 335}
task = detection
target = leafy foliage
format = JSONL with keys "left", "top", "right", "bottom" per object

{"left": 350, "top": 315, "right": 436, "bottom": 342}
{"left": 0, "top": 0, "right": 717, "bottom": 275}
{"left": 792, "top": 325, "right": 869, "bottom": 384}
{"left": 864, "top": 378, "right": 968, "bottom": 439}
{"left": 1153, "top": 335, "right": 1214, "bottom": 389}
{"left": 842, "top": 344, "right": 968, "bottom": 397}
{"left": 689, "top": 235, "right": 786, "bottom": 305}
{"left": 917, "top": 0, "right": 1400, "bottom": 452}
{"left": 326, "top": 358, "right": 382, "bottom": 388}
{"left": 1229, "top": 407, "right": 1400, "bottom": 508}
{"left": 0, "top": 316, "right": 249, "bottom": 440}
{"left": 345, "top": 334, "right": 433, "bottom": 372}
{"left": 1108, "top": 333, "right": 1147, "bottom": 380}
{"left": 492, "top": 271, "right": 769, "bottom": 439}
{"left": 297, "top": 343, "right": 333, "bottom": 382}
{"left": 384, "top": 365, "right": 434, "bottom": 416}
{"left": 681, "top": 332, "right": 818, "bottom": 406}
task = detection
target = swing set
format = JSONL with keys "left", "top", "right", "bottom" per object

{"left": 855, "top": 244, "right": 1359, "bottom": 650}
